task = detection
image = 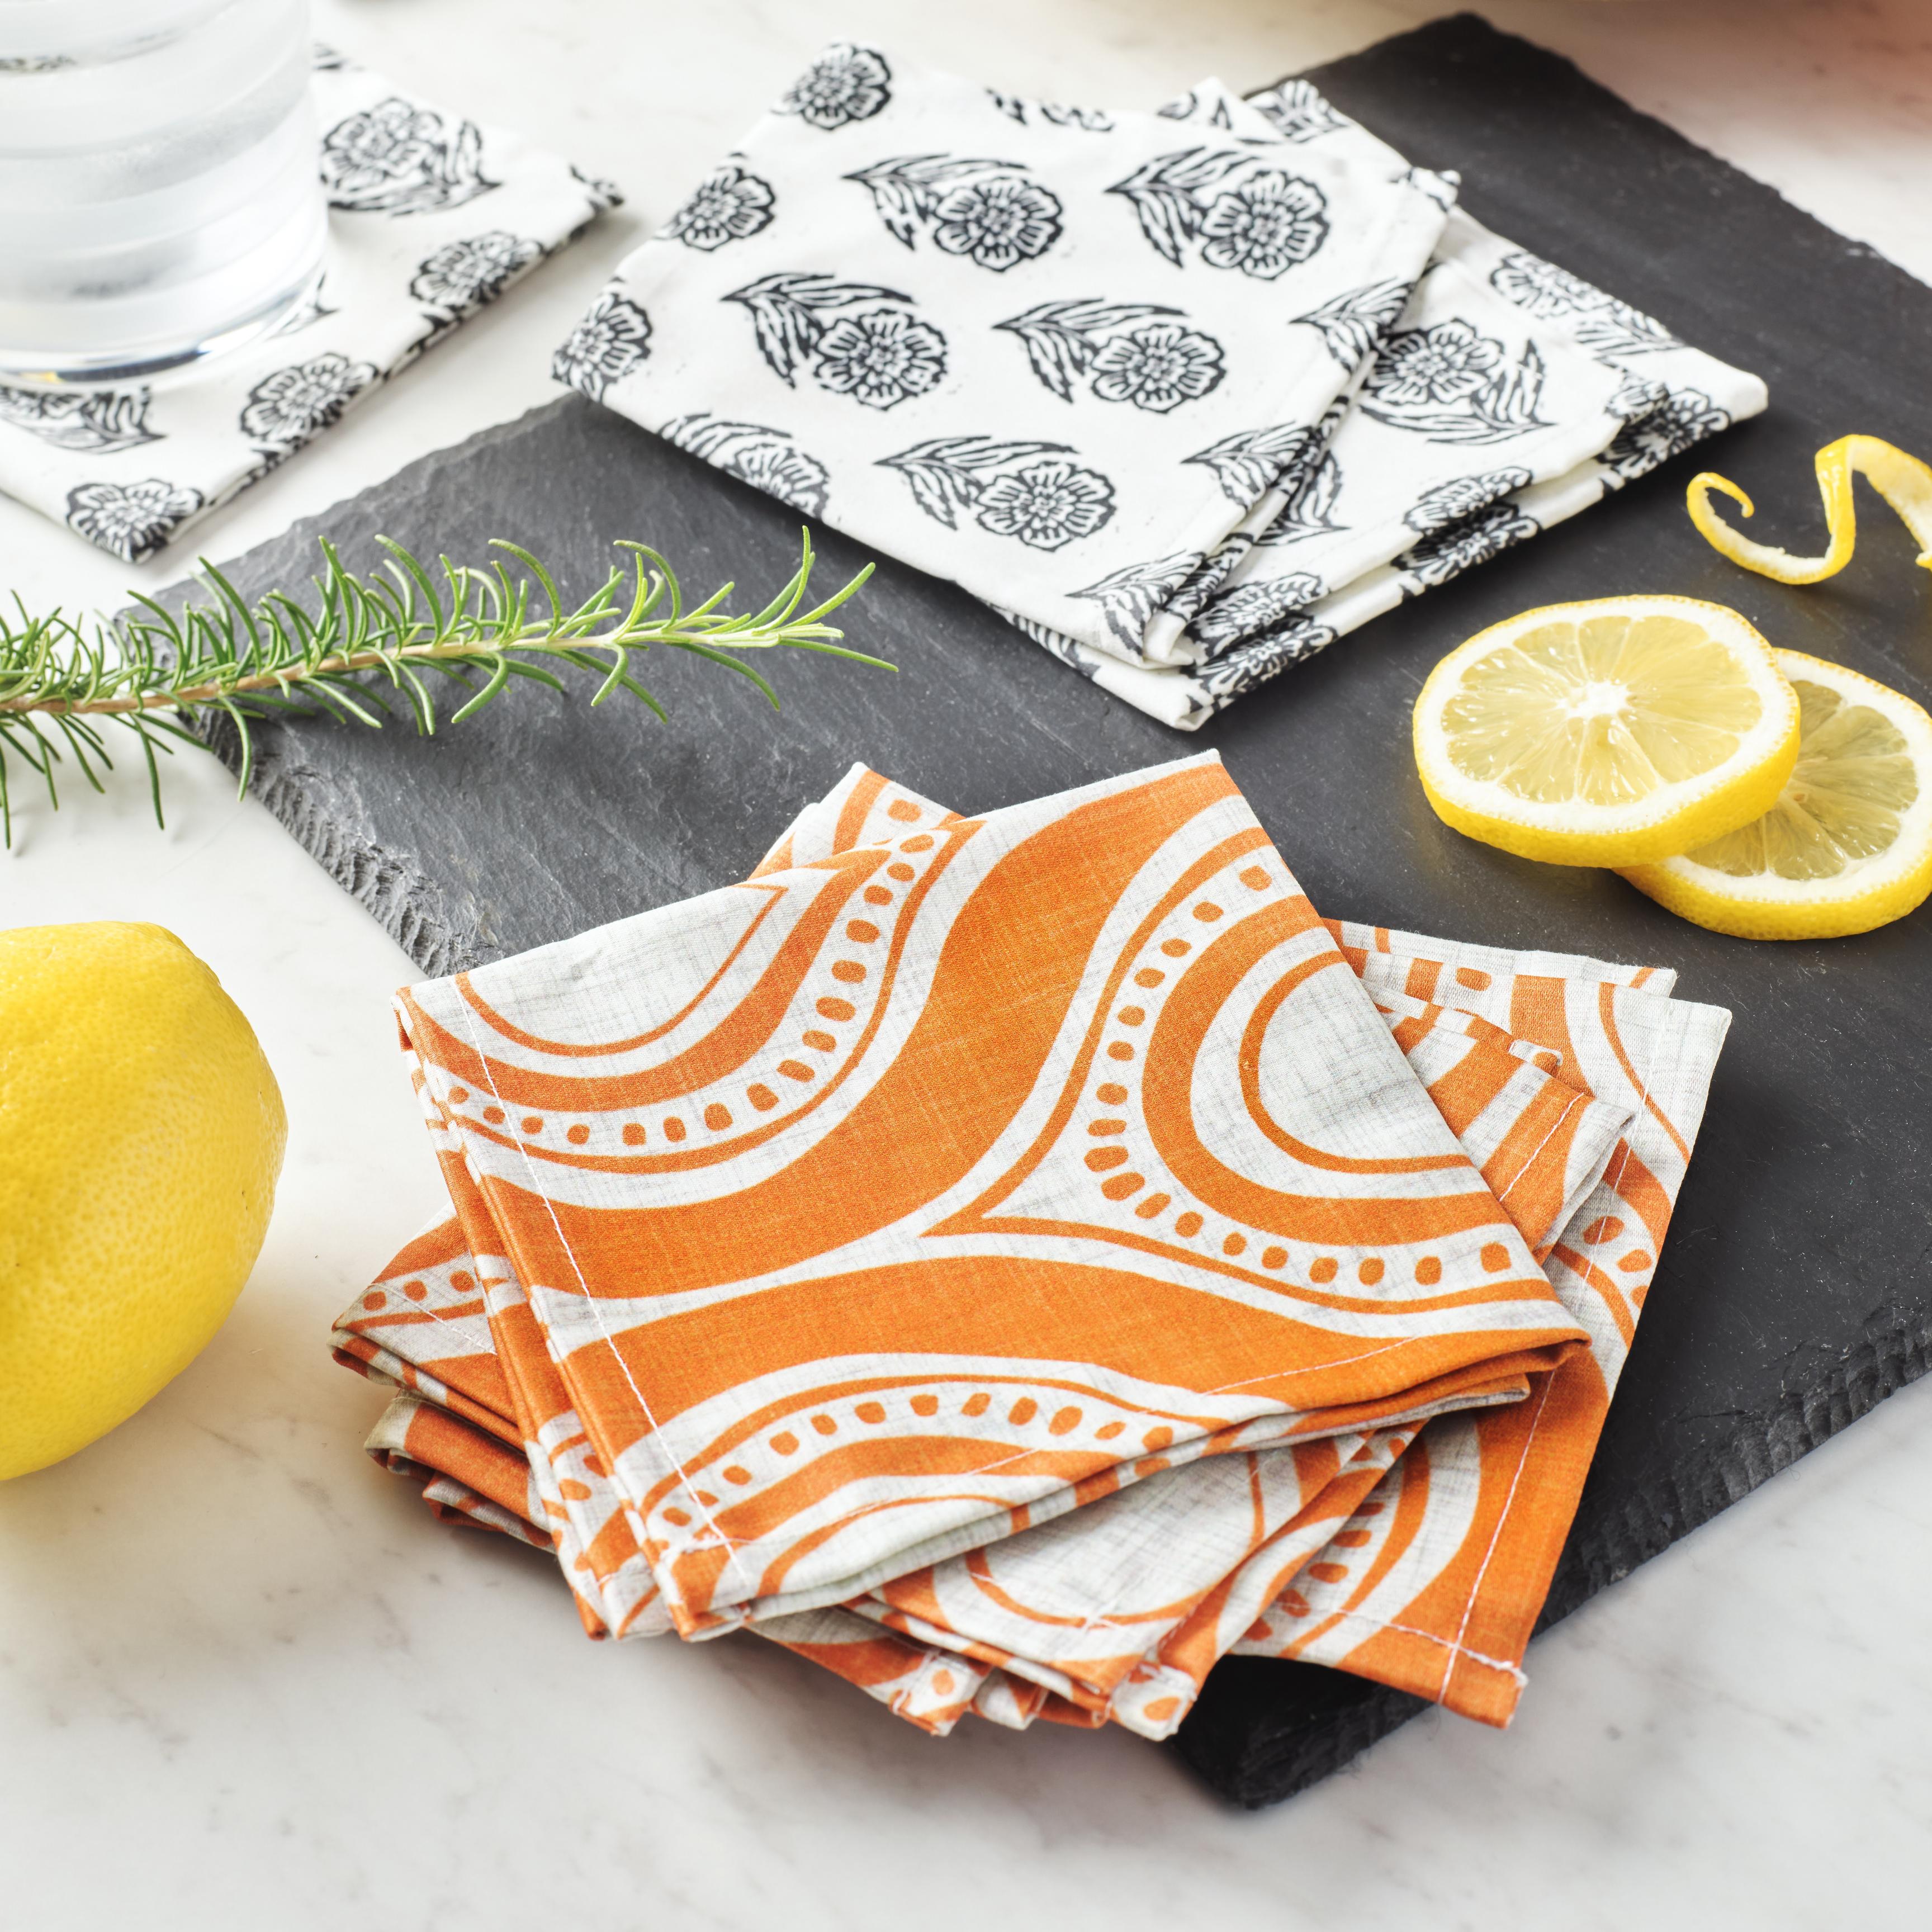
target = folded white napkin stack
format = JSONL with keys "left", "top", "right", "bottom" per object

{"left": 558, "top": 48, "right": 1765, "bottom": 726}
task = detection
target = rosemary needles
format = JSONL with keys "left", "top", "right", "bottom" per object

{"left": 0, "top": 530, "right": 881, "bottom": 844}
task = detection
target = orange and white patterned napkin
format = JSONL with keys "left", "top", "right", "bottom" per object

{"left": 333, "top": 755, "right": 1727, "bottom": 1737}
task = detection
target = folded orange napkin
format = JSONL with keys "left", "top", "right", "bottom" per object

{"left": 333, "top": 756, "right": 1727, "bottom": 1736}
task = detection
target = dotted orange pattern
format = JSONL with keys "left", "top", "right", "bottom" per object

{"left": 330, "top": 761, "right": 1729, "bottom": 1739}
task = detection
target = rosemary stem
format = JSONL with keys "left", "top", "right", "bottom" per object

{"left": 0, "top": 531, "right": 882, "bottom": 844}
{"left": 0, "top": 616, "right": 858, "bottom": 718}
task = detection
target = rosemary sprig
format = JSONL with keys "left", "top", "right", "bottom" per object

{"left": 0, "top": 530, "right": 881, "bottom": 844}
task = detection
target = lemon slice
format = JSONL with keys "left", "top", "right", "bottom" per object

{"left": 1620, "top": 651, "right": 1932, "bottom": 939}
{"left": 1413, "top": 595, "right": 1801, "bottom": 866}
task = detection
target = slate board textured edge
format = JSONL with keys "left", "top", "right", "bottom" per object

{"left": 191, "top": 16, "right": 1932, "bottom": 1810}
{"left": 1172, "top": 1313, "right": 1932, "bottom": 1805}
{"left": 199, "top": 410, "right": 564, "bottom": 982}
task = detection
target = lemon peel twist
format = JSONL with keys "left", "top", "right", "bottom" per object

{"left": 1687, "top": 434, "right": 1932, "bottom": 584}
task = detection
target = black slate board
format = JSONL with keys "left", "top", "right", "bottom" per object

{"left": 200, "top": 15, "right": 1932, "bottom": 1807}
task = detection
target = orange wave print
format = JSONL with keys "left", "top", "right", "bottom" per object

{"left": 332, "top": 756, "right": 1731, "bottom": 1747}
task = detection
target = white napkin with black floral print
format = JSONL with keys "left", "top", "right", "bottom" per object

{"left": 553, "top": 50, "right": 1450, "bottom": 647}
{"left": 555, "top": 46, "right": 1765, "bottom": 727}
{"left": 1027, "top": 177, "right": 1769, "bottom": 723}
{"left": 0, "top": 46, "right": 618, "bottom": 565}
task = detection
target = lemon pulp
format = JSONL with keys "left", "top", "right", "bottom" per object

{"left": 1442, "top": 611, "right": 1768, "bottom": 805}
{"left": 1621, "top": 650, "right": 1932, "bottom": 939}
{"left": 1414, "top": 595, "right": 1800, "bottom": 866}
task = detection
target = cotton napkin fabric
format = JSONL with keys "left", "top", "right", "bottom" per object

{"left": 330, "top": 754, "right": 1729, "bottom": 1740}
{"left": 552, "top": 46, "right": 1766, "bottom": 727}
{"left": 0, "top": 45, "right": 618, "bottom": 564}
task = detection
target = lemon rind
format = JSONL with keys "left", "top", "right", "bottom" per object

{"left": 1687, "top": 435, "right": 1932, "bottom": 586}
{"left": 1618, "top": 858, "right": 1932, "bottom": 940}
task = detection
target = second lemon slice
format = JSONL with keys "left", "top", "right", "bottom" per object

{"left": 1620, "top": 651, "right": 1932, "bottom": 939}
{"left": 1413, "top": 595, "right": 1800, "bottom": 866}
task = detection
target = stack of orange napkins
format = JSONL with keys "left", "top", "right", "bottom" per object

{"left": 332, "top": 754, "right": 1727, "bottom": 1737}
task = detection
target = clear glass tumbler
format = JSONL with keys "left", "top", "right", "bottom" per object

{"left": 0, "top": 0, "right": 327, "bottom": 385}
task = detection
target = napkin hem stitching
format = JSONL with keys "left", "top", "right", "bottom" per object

{"left": 1431, "top": 995, "right": 1671, "bottom": 1706}
{"left": 448, "top": 986, "right": 763, "bottom": 1610}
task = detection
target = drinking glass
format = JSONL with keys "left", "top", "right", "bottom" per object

{"left": 0, "top": 0, "right": 328, "bottom": 385}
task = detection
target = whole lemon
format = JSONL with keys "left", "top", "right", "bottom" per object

{"left": 0, "top": 922, "right": 285, "bottom": 1480}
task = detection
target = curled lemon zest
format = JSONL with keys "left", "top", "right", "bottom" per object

{"left": 1687, "top": 434, "right": 1932, "bottom": 584}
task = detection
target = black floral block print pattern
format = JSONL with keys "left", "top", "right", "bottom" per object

{"left": 778, "top": 44, "right": 892, "bottom": 130}
{"left": 1192, "top": 613, "right": 1339, "bottom": 706}
{"left": 320, "top": 97, "right": 498, "bottom": 216}
{"left": 818, "top": 309, "right": 948, "bottom": 409}
{"left": 1489, "top": 252, "right": 1682, "bottom": 360}
{"left": 1108, "top": 150, "right": 1329, "bottom": 278}
{"left": 240, "top": 353, "right": 381, "bottom": 451}
{"left": 1069, "top": 551, "right": 1209, "bottom": 649}
{"left": 1248, "top": 80, "right": 1349, "bottom": 145}
{"left": 1188, "top": 572, "right": 1325, "bottom": 651}
{"left": 0, "top": 55, "right": 615, "bottom": 563}
{"left": 996, "top": 302, "right": 1224, "bottom": 411}
{"left": 845, "top": 157, "right": 1063, "bottom": 270}
{"left": 986, "top": 91, "right": 1113, "bottom": 132}
{"left": 0, "top": 385, "right": 159, "bottom": 456}
{"left": 1604, "top": 389, "right": 1733, "bottom": 479}
{"left": 569, "top": 163, "right": 625, "bottom": 215}
{"left": 65, "top": 479, "right": 205, "bottom": 564}
{"left": 1294, "top": 279, "right": 1412, "bottom": 370}
{"left": 666, "top": 162, "right": 776, "bottom": 252}
{"left": 554, "top": 48, "right": 1466, "bottom": 693}
{"left": 1395, "top": 499, "right": 1542, "bottom": 591}
{"left": 410, "top": 232, "right": 543, "bottom": 316}
{"left": 553, "top": 291, "right": 654, "bottom": 402}
{"left": 551, "top": 46, "right": 1765, "bottom": 730}
{"left": 661, "top": 413, "right": 830, "bottom": 518}
{"left": 1256, "top": 452, "right": 1344, "bottom": 546}
{"left": 1183, "top": 424, "right": 1324, "bottom": 505}
{"left": 1360, "top": 321, "right": 1551, "bottom": 445}
{"left": 1402, "top": 468, "right": 1533, "bottom": 536}
{"left": 880, "top": 438, "right": 1115, "bottom": 550}
{"left": 724, "top": 275, "right": 946, "bottom": 410}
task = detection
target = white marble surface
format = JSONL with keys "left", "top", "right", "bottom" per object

{"left": 3, "top": 3, "right": 1931, "bottom": 1926}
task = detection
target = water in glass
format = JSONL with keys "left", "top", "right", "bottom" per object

{"left": 0, "top": 0, "right": 327, "bottom": 384}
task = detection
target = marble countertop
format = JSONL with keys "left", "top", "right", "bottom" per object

{"left": 3, "top": 3, "right": 1930, "bottom": 1926}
